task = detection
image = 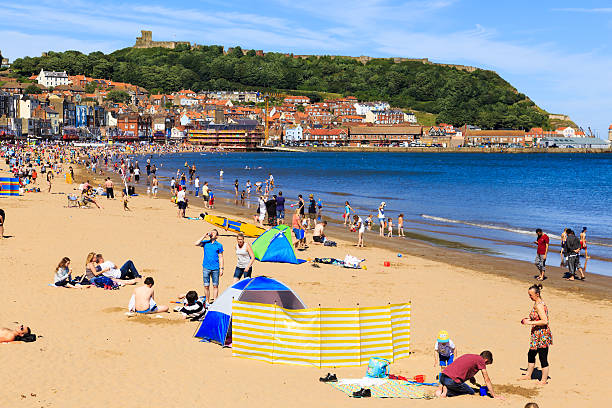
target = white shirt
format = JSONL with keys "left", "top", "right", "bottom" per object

{"left": 99, "top": 261, "right": 121, "bottom": 279}
{"left": 134, "top": 168, "right": 140, "bottom": 176}
{"left": 177, "top": 190, "right": 186, "bottom": 202}
{"left": 195, "top": 178, "right": 200, "bottom": 188}
{"left": 357, "top": 217, "right": 365, "bottom": 233}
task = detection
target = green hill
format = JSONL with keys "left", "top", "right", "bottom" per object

{"left": 11, "top": 45, "right": 549, "bottom": 130}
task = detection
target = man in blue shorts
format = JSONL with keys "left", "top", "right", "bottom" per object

{"left": 195, "top": 229, "right": 224, "bottom": 304}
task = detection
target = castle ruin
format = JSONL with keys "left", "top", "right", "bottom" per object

{"left": 133, "top": 30, "right": 190, "bottom": 49}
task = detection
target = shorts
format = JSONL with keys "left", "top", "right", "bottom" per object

{"left": 308, "top": 213, "right": 316, "bottom": 220}
{"left": 202, "top": 267, "right": 220, "bottom": 286}
{"left": 313, "top": 235, "right": 325, "bottom": 243}
{"left": 277, "top": 209, "right": 285, "bottom": 219}
{"left": 152, "top": 186, "right": 158, "bottom": 193}
{"left": 439, "top": 353, "right": 454, "bottom": 367}
{"left": 293, "top": 228, "right": 305, "bottom": 240}
{"left": 234, "top": 266, "right": 252, "bottom": 279}
{"left": 535, "top": 254, "right": 546, "bottom": 272}
{"left": 258, "top": 212, "right": 265, "bottom": 222}
{"left": 177, "top": 201, "right": 187, "bottom": 210}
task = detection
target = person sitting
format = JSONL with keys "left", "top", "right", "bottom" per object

{"left": 129, "top": 277, "right": 169, "bottom": 314}
{"left": 53, "top": 256, "right": 88, "bottom": 288}
{"left": 174, "top": 290, "right": 206, "bottom": 320}
{"left": 95, "top": 254, "right": 141, "bottom": 282}
{"left": 0, "top": 324, "right": 32, "bottom": 343}
{"left": 312, "top": 220, "right": 327, "bottom": 243}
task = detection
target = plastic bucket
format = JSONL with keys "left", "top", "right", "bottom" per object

{"left": 384, "top": 261, "right": 391, "bottom": 267}
{"left": 479, "top": 386, "right": 488, "bottom": 396}
{"left": 413, "top": 375, "right": 425, "bottom": 383}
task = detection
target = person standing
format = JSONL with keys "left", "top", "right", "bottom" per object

{"left": 255, "top": 195, "right": 266, "bottom": 227}
{"left": 202, "top": 181, "right": 209, "bottom": 208}
{"left": 559, "top": 228, "right": 567, "bottom": 266}
{"left": 343, "top": 201, "right": 353, "bottom": 226}
{"left": 134, "top": 166, "right": 140, "bottom": 184}
{"left": 234, "top": 179, "right": 239, "bottom": 196}
{"left": 176, "top": 186, "right": 186, "bottom": 218}
{"left": 563, "top": 229, "right": 584, "bottom": 280}
{"left": 276, "top": 191, "right": 285, "bottom": 224}
{"left": 534, "top": 229, "right": 549, "bottom": 281}
{"left": 353, "top": 214, "right": 365, "bottom": 247}
{"left": 104, "top": 177, "right": 114, "bottom": 199}
{"left": 46, "top": 169, "right": 54, "bottom": 193}
{"left": 195, "top": 230, "right": 224, "bottom": 304}
{"left": 307, "top": 194, "right": 317, "bottom": 230}
{"left": 520, "top": 284, "right": 552, "bottom": 386}
{"left": 151, "top": 176, "right": 158, "bottom": 198}
{"left": 233, "top": 233, "right": 254, "bottom": 283}
{"left": 0, "top": 208, "right": 5, "bottom": 240}
{"left": 297, "top": 194, "right": 305, "bottom": 220}
{"left": 194, "top": 176, "right": 200, "bottom": 197}
{"left": 397, "top": 213, "right": 405, "bottom": 237}
{"left": 580, "top": 227, "right": 589, "bottom": 271}
{"left": 377, "top": 202, "right": 386, "bottom": 237}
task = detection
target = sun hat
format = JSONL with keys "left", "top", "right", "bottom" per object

{"left": 437, "top": 330, "right": 450, "bottom": 343}
{"left": 380, "top": 201, "right": 386, "bottom": 206}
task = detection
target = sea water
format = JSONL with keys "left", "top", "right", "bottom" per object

{"left": 135, "top": 151, "right": 612, "bottom": 276}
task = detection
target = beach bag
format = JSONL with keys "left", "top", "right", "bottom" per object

{"left": 92, "top": 276, "right": 118, "bottom": 289}
{"left": 366, "top": 357, "right": 390, "bottom": 378}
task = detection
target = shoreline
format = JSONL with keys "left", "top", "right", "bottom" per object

{"left": 79, "top": 164, "right": 612, "bottom": 303}
{"left": 259, "top": 146, "right": 612, "bottom": 154}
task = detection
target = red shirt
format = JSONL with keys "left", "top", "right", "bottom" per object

{"left": 442, "top": 354, "right": 486, "bottom": 383}
{"left": 537, "top": 234, "right": 549, "bottom": 255}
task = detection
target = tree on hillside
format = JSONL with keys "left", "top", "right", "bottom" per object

{"left": 24, "top": 84, "right": 42, "bottom": 94}
{"left": 106, "top": 89, "right": 130, "bottom": 104}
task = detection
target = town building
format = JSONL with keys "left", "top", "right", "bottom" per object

{"left": 284, "top": 124, "right": 303, "bottom": 143}
{"left": 36, "top": 69, "right": 71, "bottom": 88}
{"left": 347, "top": 125, "right": 422, "bottom": 146}
{"left": 364, "top": 109, "right": 413, "bottom": 125}
{"left": 302, "top": 128, "right": 348, "bottom": 144}
{"left": 354, "top": 101, "right": 390, "bottom": 116}
{"left": 463, "top": 129, "right": 528, "bottom": 146}
{"left": 188, "top": 123, "right": 263, "bottom": 149}
{"left": 538, "top": 137, "right": 609, "bottom": 149}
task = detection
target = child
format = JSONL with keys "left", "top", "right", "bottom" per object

{"left": 54, "top": 257, "right": 76, "bottom": 287}
{"left": 174, "top": 290, "right": 206, "bottom": 320}
{"left": 387, "top": 218, "right": 393, "bottom": 237}
{"left": 398, "top": 213, "right": 405, "bottom": 237}
{"left": 122, "top": 190, "right": 130, "bottom": 211}
{"left": 366, "top": 214, "right": 374, "bottom": 231}
{"left": 434, "top": 330, "right": 456, "bottom": 368}
{"left": 208, "top": 191, "right": 215, "bottom": 209}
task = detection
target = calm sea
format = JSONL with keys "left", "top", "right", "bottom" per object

{"left": 134, "top": 152, "right": 612, "bottom": 277}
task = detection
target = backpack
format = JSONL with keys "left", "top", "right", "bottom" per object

{"left": 92, "top": 276, "right": 119, "bottom": 289}
{"left": 365, "top": 357, "right": 390, "bottom": 378}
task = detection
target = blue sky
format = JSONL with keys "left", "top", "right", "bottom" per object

{"left": 1, "top": 0, "right": 611, "bottom": 136}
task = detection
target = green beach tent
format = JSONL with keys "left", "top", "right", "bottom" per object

{"left": 251, "top": 225, "right": 305, "bottom": 264}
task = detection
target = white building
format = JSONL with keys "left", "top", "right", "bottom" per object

{"left": 284, "top": 124, "right": 303, "bottom": 143}
{"left": 555, "top": 127, "right": 576, "bottom": 138}
{"left": 36, "top": 69, "right": 71, "bottom": 88}
{"left": 354, "top": 101, "right": 390, "bottom": 116}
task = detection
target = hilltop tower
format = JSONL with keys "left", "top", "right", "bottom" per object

{"left": 133, "top": 30, "right": 190, "bottom": 49}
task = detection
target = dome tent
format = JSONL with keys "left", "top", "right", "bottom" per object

{"left": 194, "top": 276, "right": 306, "bottom": 346}
{"left": 251, "top": 225, "right": 306, "bottom": 264}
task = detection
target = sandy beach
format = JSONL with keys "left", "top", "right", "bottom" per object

{"left": 1, "top": 163, "right": 610, "bottom": 408}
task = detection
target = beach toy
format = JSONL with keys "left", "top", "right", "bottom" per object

{"left": 479, "top": 386, "right": 488, "bottom": 396}
{"left": 397, "top": 253, "right": 402, "bottom": 257}
{"left": 413, "top": 375, "right": 425, "bottom": 383}
{"left": 383, "top": 261, "right": 390, "bottom": 267}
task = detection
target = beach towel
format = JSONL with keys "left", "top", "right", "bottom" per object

{"left": 328, "top": 379, "right": 432, "bottom": 399}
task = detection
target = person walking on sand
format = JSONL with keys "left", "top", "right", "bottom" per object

{"left": 580, "top": 227, "right": 589, "bottom": 270}
{"left": 195, "top": 230, "right": 224, "bottom": 304}
{"left": 353, "top": 214, "right": 365, "bottom": 247}
{"left": 435, "top": 351, "right": 503, "bottom": 399}
{"left": 398, "top": 213, "right": 405, "bottom": 237}
{"left": 176, "top": 186, "right": 186, "bottom": 218}
{"left": 377, "top": 202, "right": 386, "bottom": 237}
{"left": 343, "top": 201, "right": 353, "bottom": 226}
{"left": 534, "top": 228, "right": 549, "bottom": 281}
{"left": 129, "top": 277, "right": 169, "bottom": 314}
{"left": 519, "top": 283, "right": 552, "bottom": 386}
{"left": 152, "top": 175, "right": 158, "bottom": 198}
{"left": 563, "top": 229, "right": 584, "bottom": 280}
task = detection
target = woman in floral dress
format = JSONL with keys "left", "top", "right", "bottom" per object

{"left": 520, "top": 283, "right": 552, "bottom": 385}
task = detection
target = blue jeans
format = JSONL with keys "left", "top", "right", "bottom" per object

{"left": 440, "top": 374, "right": 475, "bottom": 397}
{"left": 120, "top": 260, "right": 141, "bottom": 279}
{"left": 195, "top": 187, "right": 200, "bottom": 197}
{"left": 203, "top": 267, "right": 220, "bottom": 287}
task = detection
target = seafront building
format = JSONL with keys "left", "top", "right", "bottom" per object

{"left": 0, "top": 66, "right": 608, "bottom": 149}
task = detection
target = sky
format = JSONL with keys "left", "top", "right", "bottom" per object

{"left": 1, "top": 0, "right": 611, "bottom": 136}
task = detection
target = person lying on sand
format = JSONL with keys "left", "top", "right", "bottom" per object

{"left": 129, "top": 277, "right": 168, "bottom": 314}
{"left": 95, "top": 254, "right": 141, "bottom": 282}
{"left": 0, "top": 324, "right": 31, "bottom": 343}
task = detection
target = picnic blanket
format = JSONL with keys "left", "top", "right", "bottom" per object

{"left": 328, "top": 378, "right": 433, "bottom": 399}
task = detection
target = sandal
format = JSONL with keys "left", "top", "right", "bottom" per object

{"left": 319, "top": 373, "right": 338, "bottom": 382}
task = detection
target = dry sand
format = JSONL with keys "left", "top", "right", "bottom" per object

{"left": 1, "top": 165, "right": 610, "bottom": 408}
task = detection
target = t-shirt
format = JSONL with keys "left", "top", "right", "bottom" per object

{"left": 54, "top": 267, "right": 70, "bottom": 283}
{"left": 98, "top": 261, "right": 121, "bottom": 279}
{"left": 200, "top": 240, "right": 224, "bottom": 270}
{"left": 308, "top": 199, "right": 316, "bottom": 214}
{"left": 537, "top": 234, "right": 549, "bottom": 255}
{"left": 442, "top": 354, "right": 486, "bottom": 383}
{"left": 195, "top": 179, "right": 200, "bottom": 188}
{"left": 435, "top": 339, "right": 455, "bottom": 357}
{"left": 179, "top": 300, "right": 206, "bottom": 319}
{"left": 313, "top": 223, "right": 325, "bottom": 237}
{"left": 176, "top": 190, "right": 186, "bottom": 203}
{"left": 276, "top": 196, "right": 285, "bottom": 211}
{"left": 357, "top": 217, "right": 365, "bottom": 233}
{"left": 202, "top": 185, "right": 209, "bottom": 196}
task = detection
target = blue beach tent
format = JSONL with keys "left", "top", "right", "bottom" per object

{"left": 251, "top": 225, "right": 306, "bottom": 264}
{"left": 194, "top": 276, "right": 306, "bottom": 346}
